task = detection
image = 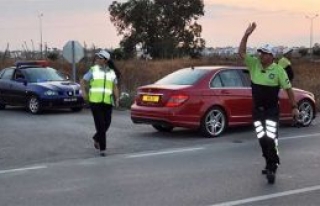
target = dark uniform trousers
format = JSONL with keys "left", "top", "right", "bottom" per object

{"left": 90, "top": 103, "right": 113, "bottom": 151}
{"left": 253, "top": 106, "right": 280, "bottom": 172}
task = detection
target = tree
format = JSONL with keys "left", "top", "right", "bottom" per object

{"left": 313, "top": 43, "right": 320, "bottom": 57}
{"left": 46, "top": 51, "right": 59, "bottom": 61}
{"left": 109, "top": 0, "right": 205, "bottom": 59}
{"left": 298, "top": 48, "right": 308, "bottom": 57}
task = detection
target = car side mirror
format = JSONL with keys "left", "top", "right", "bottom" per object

{"left": 58, "top": 72, "right": 70, "bottom": 80}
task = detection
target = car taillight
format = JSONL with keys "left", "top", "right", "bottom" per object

{"left": 165, "top": 94, "right": 189, "bottom": 107}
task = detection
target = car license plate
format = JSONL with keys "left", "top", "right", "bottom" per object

{"left": 64, "top": 98, "right": 77, "bottom": 102}
{"left": 142, "top": 95, "right": 159, "bottom": 102}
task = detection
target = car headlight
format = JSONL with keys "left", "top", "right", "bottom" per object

{"left": 44, "top": 90, "right": 58, "bottom": 96}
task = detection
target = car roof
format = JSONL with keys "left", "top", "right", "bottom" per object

{"left": 15, "top": 60, "right": 49, "bottom": 69}
{"left": 188, "top": 65, "right": 247, "bottom": 70}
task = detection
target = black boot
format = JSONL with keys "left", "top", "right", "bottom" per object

{"left": 261, "top": 162, "right": 268, "bottom": 175}
{"left": 266, "top": 170, "right": 276, "bottom": 184}
{"left": 261, "top": 168, "right": 267, "bottom": 175}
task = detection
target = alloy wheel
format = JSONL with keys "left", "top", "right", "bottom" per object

{"left": 28, "top": 96, "right": 41, "bottom": 114}
{"left": 201, "top": 107, "right": 227, "bottom": 137}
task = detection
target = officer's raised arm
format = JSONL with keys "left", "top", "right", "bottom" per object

{"left": 238, "top": 22, "right": 257, "bottom": 60}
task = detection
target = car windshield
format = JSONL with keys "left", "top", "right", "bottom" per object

{"left": 155, "top": 68, "right": 209, "bottom": 85}
{"left": 24, "top": 67, "right": 67, "bottom": 83}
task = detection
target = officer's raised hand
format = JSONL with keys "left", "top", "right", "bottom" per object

{"left": 239, "top": 22, "right": 257, "bottom": 59}
{"left": 244, "top": 22, "right": 257, "bottom": 36}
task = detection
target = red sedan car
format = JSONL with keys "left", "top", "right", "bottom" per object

{"left": 131, "top": 66, "right": 316, "bottom": 137}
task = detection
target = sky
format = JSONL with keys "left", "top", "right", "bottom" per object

{"left": 0, "top": 0, "right": 319, "bottom": 51}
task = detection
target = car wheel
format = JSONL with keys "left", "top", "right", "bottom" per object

{"left": 297, "top": 99, "right": 314, "bottom": 127}
{"left": 200, "top": 106, "right": 227, "bottom": 138}
{"left": 71, "top": 107, "right": 83, "bottom": 112}
{"left": 152, "top": 124, "right": 174, "bottom": 132}
{"left": 28, "top": 96, "right": 42, "bottom": 114}
{"left": 0, "top": 102, "right": 5, "bottom": 110}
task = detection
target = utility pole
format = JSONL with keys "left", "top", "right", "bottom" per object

{"left": 38, "top": 13, "right": 43, "bottom": 59}
{"left": 305, "top": 14, "right": 319, "bottom": 57}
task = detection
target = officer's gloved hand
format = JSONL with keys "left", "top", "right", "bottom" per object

{"left": 292, "top": 108, "right": 302, "bottom": 128}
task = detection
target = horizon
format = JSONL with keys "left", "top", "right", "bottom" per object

{"left": 0, "top": 0, "right": 319, "bottom": 51}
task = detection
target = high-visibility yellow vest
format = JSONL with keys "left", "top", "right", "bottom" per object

{"left": 89, "top": 65, "right": 116, "bottom": 104}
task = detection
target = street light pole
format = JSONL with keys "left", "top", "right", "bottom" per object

{"left": 305, "top": 14, "right": 318, "bottom": 56}
{"left": 38, "top": 13, "right": 43, "bottom": 59}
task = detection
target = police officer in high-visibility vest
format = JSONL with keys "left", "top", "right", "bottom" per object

{"left": 278, "top": 48, "right": 294, "bottom": 82}
{"left": 80, "top": 50, "right": 120, "bottom": 156}
{"left": 239, "top": 22, "right": 299, "bottom": 184}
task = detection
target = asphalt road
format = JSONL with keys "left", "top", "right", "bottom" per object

{"left": 1, "top": 107, "right": 320, "bottom": 205}
{"left": 0, "top": 107, "right": 256, "bottom": 169}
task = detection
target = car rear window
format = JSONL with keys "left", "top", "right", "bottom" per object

{"left": 155, "top": 68, "right": 209, "bottom": 85}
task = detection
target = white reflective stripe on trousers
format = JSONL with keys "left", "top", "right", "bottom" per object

{"left": 254, "top": 121, "right": 265, "bottom": 139}
{"left": 253, "top": 120, "right": 277, "bottom": 139}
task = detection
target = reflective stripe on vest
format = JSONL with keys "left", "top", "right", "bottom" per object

{"left": 89, "top": 65, "right": 116, "bottom": 104}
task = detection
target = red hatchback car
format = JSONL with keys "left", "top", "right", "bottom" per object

{"left": 131, "top": 66, "right": 316, "bottom": 137}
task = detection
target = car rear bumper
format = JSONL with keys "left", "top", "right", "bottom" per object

{"left": 130, "top": 104, "right": 200, "bottom": 128}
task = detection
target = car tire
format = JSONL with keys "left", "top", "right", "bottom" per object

{"left": 296, "top": 99, "right": 315, "bottom": 127}
{"left": 152, "top": 124, "right": 174, "bottom": 132}
{"left": 0, "top": 102, "right": 5, "bottom": 110}
{"left": 28, "top": 96, "right": 42, "bottom": 114}
{"left": 71, "top": 107, "right": 83, "bottom": 112}
{"left": 200, "top": 106, "right": 227, "bottom": 138}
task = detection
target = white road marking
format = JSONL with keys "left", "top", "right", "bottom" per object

{"left": 282, "top": 132, "right": 320, "bottom": 140}
{"left": 0, "top": 165, "right": 47, "bottom": 175}
{"left": 0, "top": 146, "right": 14, "bottom": 151}
{"left": 126, "top": 147, "right": 205, "bottom": 158}
{"left": 209, "top": 185, "right": 320, "bottom": 206}
{"left": 0, "top": 132, "right": 318, "bottom": 177}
